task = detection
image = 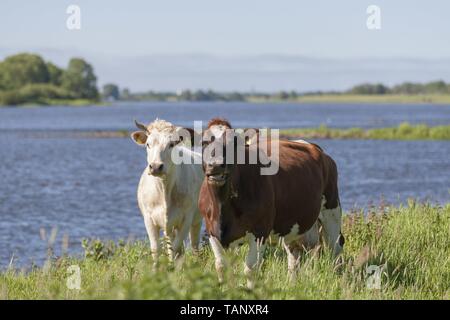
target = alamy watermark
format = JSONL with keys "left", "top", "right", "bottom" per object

{"left": 366, "top": 5, "right": 381, "bottom": 30}
{"left": 132, "top": 120, "right": 281, "bottom": 176}
{"left": 66, "top": 265, "right": 81, "bottom": 290}
{"left": 366, "top": 265, "right": 382, "bottom": 289}
{"left": 66, "top": 5, "right": 81, "bottom": 30}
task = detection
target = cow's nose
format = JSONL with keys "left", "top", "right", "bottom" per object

{"left": 149, "top": 163, "right": 164, "bottom": 175}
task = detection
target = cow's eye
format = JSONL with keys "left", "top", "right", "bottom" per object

{"left": 169, "top": 142, "right": 176, "bottom": 148}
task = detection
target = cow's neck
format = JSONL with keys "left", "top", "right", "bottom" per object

{"left": 205, "top": 166, "right": 244, "bottom": 242}
{"left": 153, "top": 166, "right": 177, "bottom": 203}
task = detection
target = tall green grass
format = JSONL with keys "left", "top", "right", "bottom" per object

{"left": 1, "top": 202, "right": 449, "bottom": 299}
{"left": 281, "top": 123, "right": 450, "bottom": 140}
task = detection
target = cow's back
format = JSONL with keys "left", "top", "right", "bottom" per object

{"left": 271, "top": 140, "right": 326, "bottom": 236}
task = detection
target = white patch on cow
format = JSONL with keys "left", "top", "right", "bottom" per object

{"left": 267, "top": 223, "right": 301, "bottom": 246}
{"left": 302, "top": 221, "right": 320, "bottom": 249}
{"left": 319, "top": 197, "right": 343, "bottom": 256}
{"left": 284, "top": 224, "right": 301, "bottom": 244}
{"left": 280, "top": 221, "right": 320, "bottom": 276}
{"left": 292, "top": 139, "right": 310, "bottom": 145}
{"left": 209, "top": 236, "right": 226, "bottom": 283}
{"left": 244, "top": 233, "right": 257, "bottom": 273}
{"left": 210, "top": 125, "right": 227, "bottom": 139}
{"left": 222, "top": 232, "right": 266, "bottom": 288}
{"left": 244, "top": 233, "right": 258, "bottom": 289}
{"left": 242, "top": 233, "right": 266, "bottom": 289}
{"left": 267, "top": 222, "right": 320, "bottom": 251}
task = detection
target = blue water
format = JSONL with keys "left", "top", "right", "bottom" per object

{"left": 0, "top": 101, "right": 449, "bottom": 131}
{"left": 0, "top": 102, "right": 449, "bottom": 267}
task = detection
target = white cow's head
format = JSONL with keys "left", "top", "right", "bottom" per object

{"left": 131, "top": 119, "right": 193, "bottom": 177}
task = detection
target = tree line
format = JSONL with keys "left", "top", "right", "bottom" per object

{"left": 348, "top": 81, "right": 450, "bottom": 95}
{"left": 1, "top": 52, "right": 450, "bottom": 105}
{"left": 124, "top": 80, "right": 450, "bottom": 102}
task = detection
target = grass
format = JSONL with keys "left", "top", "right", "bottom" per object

{"left": 1, "top": 202, "right": 449, "bottom": 299}
{"left": 0, "top": 99, "right": 102, "bottom": 107}
{"left": 247, "top": 94, "right": 450, "bottom": 104}
{"left": 281, "top": 123, "right": 450, "bottom": 140}
{"left": 70, "top": 123, "right": 450, "bottom": 141}
{"left": 3, "top": 93, "right": 450, "bottom": 107}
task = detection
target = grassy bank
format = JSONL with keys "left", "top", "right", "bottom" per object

{"left": 281, "top": 123, "right": 450, "bottom": 140}
{"left": 1, "top": 202, "right": 449, "bottom": 299}
{"left": 77, "top": 123, "right": 450, "bottom": 140}
{"left": 289, "top": 94, "right": 450, "bottom": 104}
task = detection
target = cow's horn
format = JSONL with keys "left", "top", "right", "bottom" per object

{"left": 134, "top": 120, "right": 148, "bottom": 132}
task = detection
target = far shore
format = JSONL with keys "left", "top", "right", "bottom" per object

{"left": 2, "top": 94, "right": 450, "bottom": 107}
{"left": 25, "top": 123, "right": 449, "bottom": 141}
{"left": 261, "top": 94, "right": 450, "bottom": 105}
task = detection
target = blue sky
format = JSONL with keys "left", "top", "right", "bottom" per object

{"left": 1, "top": 1, "right": 450, "bottom": 91}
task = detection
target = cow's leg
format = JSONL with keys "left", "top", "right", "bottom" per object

{"left": 319, "top": 199, "right": 344, "bottom": 256}
{"left": 244, "top": 233, "right": 266, "bottom": 289}
{"left": 209, "top": 236, "right": 227, "bottom": 283}
{"left": 171, "top": 220, "right": 193, "bottom": 260}
{"left": 143, "top": 214, "right": 160, "bottom": 263}
{"left": 301, "top": 221, "right": 320, "bottom": 251}
{"left": 189, "top": 218, "right": 202, "bottom": 253}
{"left": 283, "top": 239, "right": 300, "bottom": 278}
{"left": 163, "top": 229, "right": 177, "bottom": 261}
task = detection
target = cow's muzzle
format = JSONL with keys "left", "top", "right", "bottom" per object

{"left": 207, "top": 173, "right": 228, "bottom": 186}
{"left": 148, "top": 163, "right": 164, "bottom": 176}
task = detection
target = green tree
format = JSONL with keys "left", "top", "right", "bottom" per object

{"left": 102, "top": 83, "right": 120, "bottom": 100}
{"left": 179, "top": 89, "right": 192, "bottom": 101}
{"left": 0, "top": 53, "right": 49, "bottom": 90}
{"left": 276, "top": 91, "right": 289, "bottom": 100}
{"left": 121, "top": 88, "right": 131, "bottom": 100}
{"left": 425, "top": 80, "right": 448, "bottom": 94}
{"left": 46, "top": 62, "right": 63, "bottom": 86}
{"left": 350, "top": 83, "right": 389, "bottom": 95}
{"left": 61, "top": 58, "right": 99, "bottom": 99}
{"left": 391, "top": 82, "right": 424, "bottom": 94}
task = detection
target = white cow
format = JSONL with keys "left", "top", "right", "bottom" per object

{"left": 131, "top": 119, "right": 204, "bottom": 261}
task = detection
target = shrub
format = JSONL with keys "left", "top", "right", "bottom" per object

{"left": 0, "top": 84, "right": 74, "bottom": 105}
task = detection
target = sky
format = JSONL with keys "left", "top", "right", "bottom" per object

{"left": 1, "top": 0, "right": 450, "bottom": 91}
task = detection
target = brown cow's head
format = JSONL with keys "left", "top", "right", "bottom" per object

{"left": 201, "top": 118, "right": 261, "bottom": 188}
{"left": 202, "top": 118, "right": 239, "bottom": 187}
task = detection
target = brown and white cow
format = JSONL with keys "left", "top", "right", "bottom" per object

{"left": 198, "top": 118, "right": 344, "bottom": 286}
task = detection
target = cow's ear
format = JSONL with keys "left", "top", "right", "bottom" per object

{"left": 131, "top": 131, "right": 147, "bottom": 146}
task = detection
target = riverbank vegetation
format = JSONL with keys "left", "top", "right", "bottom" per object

{"left": 79, "top": 123, "right": 450, "bottom": 141}
{"left": 280, "top": 123, "right": 450, "bottom": 140}
{"left": 1, "top": 202, "right": 448, "bottom": 299}
{"left": 0, "top": 53, "right": 99, "bottom": 106}
{"left": 121, "top": 80, "right": 450, "bottom": 104}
